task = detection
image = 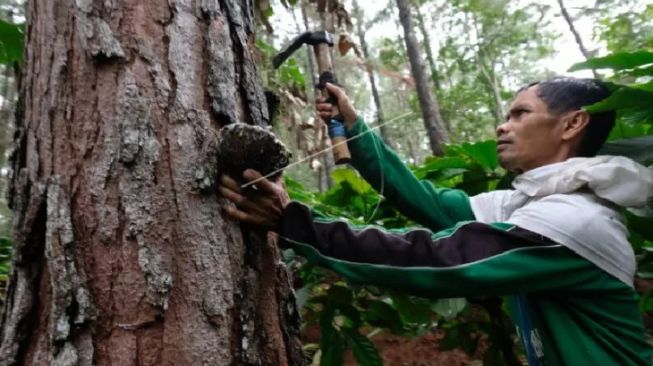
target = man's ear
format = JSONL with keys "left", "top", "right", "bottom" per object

{"left": 561, "top": 110, "right": 590, "bottom": 141}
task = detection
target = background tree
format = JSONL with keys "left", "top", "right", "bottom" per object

{"left": 395, "top": 0, "right": 449, "bottom": 155}
{"left": 352, "top": 0, "right": 392, "bottom": 146}
{"left": 0, "top": 0, "right": 303, "bottom": 364}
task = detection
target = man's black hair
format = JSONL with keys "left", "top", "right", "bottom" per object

{"left": 523, "top": 77, "right": 615, "bottom": 157}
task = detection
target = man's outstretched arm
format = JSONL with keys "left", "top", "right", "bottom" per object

{"left": 277, "top": 201, "right": 617, "bottom": 298}
{"left": 218, "top": 173, "right": 618, "bottom": 298}
{"left": 317, "top": 83, "right": 474, "bottom": 231}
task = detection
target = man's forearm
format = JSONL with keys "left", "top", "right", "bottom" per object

{"left": 345, "top": 117, "right": 475, "bottom": 231}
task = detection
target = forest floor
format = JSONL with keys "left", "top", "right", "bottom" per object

{"left": 303, "top": 326, "right": 485, "bottom": 366}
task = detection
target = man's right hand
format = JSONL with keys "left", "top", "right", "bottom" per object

{"left": 315, "top": 83, "right": 359, "bottom": 128}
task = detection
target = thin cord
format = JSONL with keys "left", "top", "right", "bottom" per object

{"left": 240, "top": 111, "right": 414, "bottom": 189}
{"left": 365, "top": 123, "right": 385, "bottom": 224}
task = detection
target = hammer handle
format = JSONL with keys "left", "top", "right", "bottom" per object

{"left": 314, "top": 44, "right": 351, "bottom": 165}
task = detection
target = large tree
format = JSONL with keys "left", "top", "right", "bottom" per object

{"left": 0, "top": 0, "right": 303, "bottom": 365}
{"left": 395, "top": 0, "right": 449, "bottom": 155}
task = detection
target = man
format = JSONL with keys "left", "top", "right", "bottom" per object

{"left": 219, "top": 78, "right": 653, "bottom": 365}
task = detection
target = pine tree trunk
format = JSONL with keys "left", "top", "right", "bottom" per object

{"left": 0, "top": 1, "right": 304, "bottom": 365}
{"left": 352, "top": 0, "right": 391, "bottom": 147}
{"left": 413, "top": 5, "right": 451, "bottom": 134}
{"left": 395, "top": 0, "right": 448, "bottom": 156}
{"left": 413, "top": 6, "right": 440, "bottom": 91}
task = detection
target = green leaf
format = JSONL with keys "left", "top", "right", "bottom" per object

{"left": 344, "top": 329, "right": 383, "bottom": 366}
{"left": 569, "top": 51, "right": 653, "bottom": 72}
{"left": 327, "top": 285, "right": 354, "bottom": 305}
{"left": 390, "top": 292, "right": 432, "bottom": 324}
{"left": 585, "top": 86, "right": 653, "bottom": 113}
{"left": 331, "top": 168, "right": 374, "bottom": 196}
{"left": 364, "top": 300, "right": 404, "bottom": 334}
{"left": 446, "top": 140, "right": 499, "bottom": 171}
{"left": 431, "top": 298, "right": 467, "bottom": 320}
{"left": 599, "top": 136, "right": 653, "bottom": 166}
{"left": 0, "top": 20, "right": 23, "bottom": 64}
{"left": 320, "top": 308, "right": 345, "bottom": 366}
{"left": 412, "top": 157, "right": 469, "bottom": 180}
{"left": 626, "top": 211, "right": 653, "bottom": 242}
{"left": 337, "top": 304, "right": 363, "bottom": 328}
{"left": 462, "top": 140, "right": 499, "bottom": 170}
{"left": 626, "top": 65, "right": 653, "bottom": 77}
{"left": 457, "top": 166, "right": 493, "bottom": 196}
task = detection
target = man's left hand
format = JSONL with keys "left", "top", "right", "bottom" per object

{"left": 219, "top": 169, "right": 290, "bottom": 230}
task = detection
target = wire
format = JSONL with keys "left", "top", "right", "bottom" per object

{"left": 240, "top": 111, "right": 414, "bottom": 189}
{"left": 365, "top": 120, "right": 385, "bottom": 224}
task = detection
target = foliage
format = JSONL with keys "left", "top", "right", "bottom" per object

{"left": 434, "top": 0, "right": 557, "bottom": 138}
{"left": 286, "top": 138, "right": 513, "bottom": 365}
{"left": 0, "top": 19, "right": 22, "bottom": 65}
{"left": 0, "top": 237, "right": 10, "bottom": 301}
{"left": 588, "top": 1, "right": 653, "bottom": 53}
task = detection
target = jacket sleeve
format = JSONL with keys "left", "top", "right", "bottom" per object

{"left": 346, "top": 117, "right": 474, "bottom": 231}
{"left": 279, "top": 202, "right": 622, "bottom": 298}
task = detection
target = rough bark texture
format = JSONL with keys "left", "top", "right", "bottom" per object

{"left": 0, "top": 0, "right": 304, "bottom": 365}
{"left": 395, "top": 0, "right": 448, "bottom": 156}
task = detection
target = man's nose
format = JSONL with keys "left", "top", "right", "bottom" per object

{"left": 496, "top": 121, "right": 509, "bottom": 136}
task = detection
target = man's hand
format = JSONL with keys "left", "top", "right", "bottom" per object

{"left": 315, "top": 83, "right": 359, "bottom": 128}
{"left": 219, "top": 169, "right": 290, "bottom": 230}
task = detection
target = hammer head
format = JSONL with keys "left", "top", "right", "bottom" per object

{"left": 272, "top": 31, "right": 334, "bottom": 69}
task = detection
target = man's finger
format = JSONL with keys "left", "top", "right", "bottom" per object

{"left": 220, "top": 175, "right": 241, "bottom": 193}
{"left": 243, "top": 169, "right": 279, "bottom": 195}
{"left": 316, "top": 103, "right": 333, "bottom": 112}
{"left": 325, "top": 82, "right": 343, "bottom": 98}
{"left": 223, "top": 205, "right": 260, "bottom": 225}
{"left": 219, "top": 185, "right": 247, "bottom": 206}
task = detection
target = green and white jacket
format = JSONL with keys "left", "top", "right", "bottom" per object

{"left": 278, "top": 117, "right": 653, "bottom": 365}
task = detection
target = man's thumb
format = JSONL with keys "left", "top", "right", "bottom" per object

{"left": 325, "top": 82, "right": 343, "bottom": 98}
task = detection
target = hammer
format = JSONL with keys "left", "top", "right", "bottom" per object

{"left": 273, "top": 31, "right": 351, "bottom": 165}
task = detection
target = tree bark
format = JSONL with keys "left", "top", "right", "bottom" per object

{"left": 0, "top": 1, "right": 303, "bottom": 365}
{"left": 557, "top": 0, "right": 599, "bottom": 78}
{"left": 413, "top": 4, "right": 452, "bottom": 133}
{"left": 413, "top": 5, "right": 440, "bottom": 91}
{"left": 395, "top": 0, "right": 448, "bottom": 156}
{"left": 352, "top": 0, "right": 392, "bottom": 147}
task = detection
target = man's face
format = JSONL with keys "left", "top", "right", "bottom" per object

{"left": 496, "top": 86, "right": 566, "bottom": 173}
